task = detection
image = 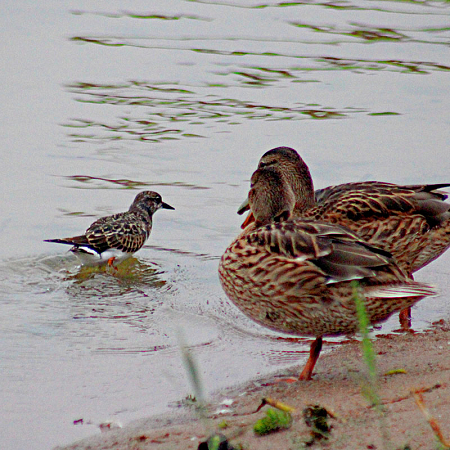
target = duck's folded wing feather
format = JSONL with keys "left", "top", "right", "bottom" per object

{"left": 246, "top": 220, "right": 394, "bottom": 284}
{"left": 314, "top": 182, "right": 450, "bottom": 227}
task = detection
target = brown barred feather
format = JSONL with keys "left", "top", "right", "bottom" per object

{"left": 307, "top": 183, "right": 450, "bottom": 274}
{"left": 220, "top": 218, "right": 435, "bottom": 337}
{"left": 84, "top": 211, "right": 150, "bottom": 254}
{"left": 240, "top": 147, "right": 450, "bottom": 276}
{"left": 220, "top": 167, "right": 437, "bottom": 378}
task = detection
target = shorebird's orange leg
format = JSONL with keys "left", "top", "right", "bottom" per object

{"left": 299, "top": 337, "right": 323, "bottom": 381}
{"left": 107, "top": 257, "right": 118, "bottom": 271}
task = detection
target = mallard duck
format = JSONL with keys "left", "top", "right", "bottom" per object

{"left": 45, "top": 191, "right": 174, "bottom": 267}
{"left": 238, "top": 147, "right": 450, "bottom": 326}
{"left": 219, "top": 167, "right": 436, "bottom": 380}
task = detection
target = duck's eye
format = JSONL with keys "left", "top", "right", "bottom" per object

{"left": 274, "top": 210, "right": 290, "bottom": 222}
{"left": 259, "top": 159, "right": 275, "bottom": 168}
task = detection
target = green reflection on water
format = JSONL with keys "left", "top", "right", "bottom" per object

{"left": 71, "top": 10, "right": 212, "bottom": 21}
{"left": 63, "top": 175, "right": 209, "bottom": 190}
{"left": 63, "top": 80, "right": 358, "bottom": 143}
{"left": 290, "top": 21, "right": 450, "bottom": 45}
{"left": 180, "top": 0, "right": 450, "bottom": 15}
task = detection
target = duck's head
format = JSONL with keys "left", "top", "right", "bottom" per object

{"left": 238, "top": 146, "right": 315, "bottom": 225}
{"left": 249, "top": 166, "right": 296, "bottom": 227}
{"left": 258, "top": 146, "right": 315, "bottom": 212}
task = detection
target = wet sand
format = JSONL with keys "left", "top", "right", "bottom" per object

{"left": 56, "top": 321, "right": 450, "bottom": 450}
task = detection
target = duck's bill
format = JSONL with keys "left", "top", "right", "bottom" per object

{"left": 241, "top": 211, "right": 255, "bottom": 229}
{"left": 237, "top": 197, "right": 250, "bottom": 215}
{"left": 162, "top": 202, "right": 175, "bottom": 210}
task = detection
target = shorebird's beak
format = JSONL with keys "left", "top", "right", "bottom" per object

{"left": 161, "top": 202, "right": 175, "bottom": 210}
{"left": 237, "top": 197, "right": 250, "bottom": 215}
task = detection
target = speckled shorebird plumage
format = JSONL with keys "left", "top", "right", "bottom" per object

{"left": 220, "top": 167, "right": 437, "bottom": 380}
{"left": 238, "top": 147, "right": 450, "bottom": 328}
{"left": 45, "top": 191, "right": 174, "bottom": 266}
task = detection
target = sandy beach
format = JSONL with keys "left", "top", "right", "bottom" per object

{"left": 56, "top": 320, "right": 450, "bottom": 450}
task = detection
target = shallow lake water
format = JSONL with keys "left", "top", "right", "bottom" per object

{"left": 1, "top": 1, "right": 450, "bottom": 449}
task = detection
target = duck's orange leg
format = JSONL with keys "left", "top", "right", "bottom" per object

{"left": 399, "top": 273, "right": 414, "bottom": 330}
{"left": 299, "top": 337, "right": 323, "bottom": 381}
{"left": 399, "top": 307, "right": 411, "bottom": 331}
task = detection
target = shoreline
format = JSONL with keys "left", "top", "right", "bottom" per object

{"left": 56, "top": 321, "right": 450, "bottom": 450}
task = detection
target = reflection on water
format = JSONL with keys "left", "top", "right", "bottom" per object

{"left": 2, "top": 0, "right": 450, "bottom": 449}
{"left": 0, "top": 254, "right": 175, "bottom": 361}
{"left": 71, "top": 9, "right": 212, "bottom": 22}
{"left": 64, "top": 174, "right": 209, "bottom": 190}
{"left": 0, "top": 255, "right": 171, "bottom": 327}
{"left": 65, "top": 260, "right": 170, "bottom": 327}
{"left": 289, "top": 21, "right": 450, "bottom": 45}
{"left": 67, "top": 257, "right": 168, "bottom": 291}
{"left": 64, "top": 81, "right": 351, "bottom": 145}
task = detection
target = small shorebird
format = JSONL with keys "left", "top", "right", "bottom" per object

{"left": 219, "top": 166, "right": 436, "bottom": 380}
{"left": 45, "top": 191, "right": 174, "bottom": 267}
{"left": 238, "top": 147, "right": 450, "bottom": 327}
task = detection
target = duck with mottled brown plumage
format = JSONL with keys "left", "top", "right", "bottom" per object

{"left": 238, "top": 147, "right": 450, "bottom": 327}
{"left": 219, "top": 166, "right": 437, "bottom": 380}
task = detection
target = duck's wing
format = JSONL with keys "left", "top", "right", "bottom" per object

{"left": 313, "top": 181, "right": 450, "bottom": 227}
{"left": 245, "top": 220, "right": 396, "bottom": 284}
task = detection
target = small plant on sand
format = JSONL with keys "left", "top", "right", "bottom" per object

{"left": 253, "top": 408, "right": 293, "bottom": 435}
{"left": 413, "top": 390, "right": 450, "bottom": 449}
{"left": 302, "top": 405, "right": 334, "bottom": 445}
{"left": 179, "top": 333, "right": 209, "bottom": 424}
{"left": 352, "top": 281, "right": 381, "bottom": 408}
{"left": 352, "top": 281, "right": 392, "bottom": 449}
{"left": 179, "top": 333, "right": 237, "bottom": 450}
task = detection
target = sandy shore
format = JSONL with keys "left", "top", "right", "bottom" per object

{"left": 56, "top": 321, "right": 450, "bottom": 450}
